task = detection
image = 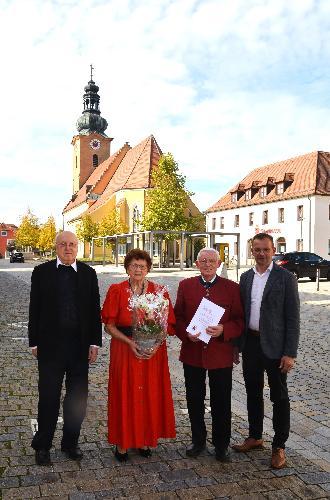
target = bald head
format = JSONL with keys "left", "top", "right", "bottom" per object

{"left": 55, "top": 231, "right": 78, "bottom": 265}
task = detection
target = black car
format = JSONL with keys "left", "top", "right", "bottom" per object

{"left": 274, "top": 252, "right": 330, "bottom": 281}
{"left": 9, "top": 252, "right": 25, "bottom": 263}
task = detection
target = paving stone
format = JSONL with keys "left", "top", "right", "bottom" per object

{"left": 176, "top": 486, "right": 213, "bottom": 499}
{"left": 208, "top": 482, "right": 245, "bottom": 497}
{"left": 297, "top": 472, "right": 330, "bottom": 484}
{"left": 2, "top": 485, "right": 41, "bottom": 499}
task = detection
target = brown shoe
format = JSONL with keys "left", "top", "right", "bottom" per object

{"left": 232, "top": 438, "right": 264, "bottom": 452}
{"left": 271, "top": 448, "right": 286, "bottom": 469}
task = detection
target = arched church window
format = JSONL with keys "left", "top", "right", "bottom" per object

{"left": 93, "top": 154, "right": 98, "bottom": 168}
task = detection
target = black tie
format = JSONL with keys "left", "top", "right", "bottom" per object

{"left": 58, "top": 264, "right": 73, "bottom": 272}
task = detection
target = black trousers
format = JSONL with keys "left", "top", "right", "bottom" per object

{"left": 242, "top": 334, "right": 290, "bottom": 449}
{"left": 183, "top": 363, "right": 233, "bottom": 450}
{"left": 31, "top": 348, "right": 88, "bottom": 451}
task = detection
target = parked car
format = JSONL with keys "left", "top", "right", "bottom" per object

{"left": 9, "top": 251, "right": 25, "bottom": 263}
{"left": 273, "top": 252, "right": 330, "bottom": 280}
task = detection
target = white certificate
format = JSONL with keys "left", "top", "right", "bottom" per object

{"left": 186, "top": 297, "right": 225, "bottom": 344}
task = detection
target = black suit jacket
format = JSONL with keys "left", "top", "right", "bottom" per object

{"left": 28, "top": 260, "right": 102, "bottom": 360}
{"left": 239, "top": 264, "right": 300, "bottom": 359}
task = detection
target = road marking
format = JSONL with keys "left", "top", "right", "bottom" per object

{"left": 7, "top": 322, "right": 28, "bottom": 328}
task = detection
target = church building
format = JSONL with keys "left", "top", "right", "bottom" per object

{"left": 63, "top": 71, "right": 201, "bottom": 258}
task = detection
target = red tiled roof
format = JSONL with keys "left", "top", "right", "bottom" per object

{"left": 86, "top": 135, "right": 162, "bottom": 215}
{"left": 63, "top": 143, "right": 131, "bottom": 213}
{"left": 207, "top": 151, "right": 330, "bottom": 212}
{"left": 0, "top": 223, "right": 18, "bottom": 231}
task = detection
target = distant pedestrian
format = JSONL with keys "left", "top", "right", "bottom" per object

{"left": 28, "top": 231, "right": 102, "bottom": 465}
{"left": 233, "top": 233, "right": 300, "bottom": 469}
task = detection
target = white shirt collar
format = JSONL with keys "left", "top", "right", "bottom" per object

{"left": 253, "top": 261, "right": 273, "bottom": 277}
{"left": 56, "top": 257, "right": 77, "bottom": 272}
{"left": 201, "top": 274, "right": 217, "bottom": 284}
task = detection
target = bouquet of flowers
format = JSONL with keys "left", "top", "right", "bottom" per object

{"left": 129, "top": 287, "right": 169, "bottom": 357}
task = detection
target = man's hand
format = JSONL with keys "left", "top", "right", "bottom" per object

{"left": 279, "top": 355, "right": 295, "bottom": 373}
{"left": 206, "top": 324, "right": 224, "bottom": 338}
{"left": 88, "top": 346, "right": 98, "bottom": 364}
{"left": 187, "top": 332, "right": 201, "bottom": 342}
{"left": 31, "top": 347, "right": 38, "bottom": 358}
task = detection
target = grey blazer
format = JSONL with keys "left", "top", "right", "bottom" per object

{"left": 239, "top": 264, "right": 300, "bottom": 359}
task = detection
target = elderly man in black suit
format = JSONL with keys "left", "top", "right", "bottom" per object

{"left": 233, "top": 233, "right": 300, "bottom": 469}
{"left": 28, "top": 231, "right": 102, "bottom": 465}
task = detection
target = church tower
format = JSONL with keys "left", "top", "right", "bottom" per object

{"left": 72, "top": 66, "right": 112, "bottom": 194}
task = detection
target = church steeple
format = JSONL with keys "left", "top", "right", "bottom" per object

{"left": 76, "top": 65, "right": 108, "bottom": 136}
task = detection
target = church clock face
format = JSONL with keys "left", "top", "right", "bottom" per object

{"left": 89, "top": 138, "right": 101, "bottom": 150}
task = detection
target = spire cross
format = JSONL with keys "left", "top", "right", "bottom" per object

{"left": 90, "top": 64, "right": 94, "bottom": 81}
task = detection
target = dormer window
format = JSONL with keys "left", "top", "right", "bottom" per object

{"left": 245, "top": 189, "right": 252, "bottom": 201}
{"left": 231, "top": 192, "right": 237, "bottom": 203}
{"left": 276, "top": 182, "right": 284, "bottom": 195}
{"left": 259, "top": 186, "right": 267, "bottom": 198}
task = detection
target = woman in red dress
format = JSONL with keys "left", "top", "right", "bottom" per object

{"left": 102, "top": 249, "right": 176, "bottom": 461}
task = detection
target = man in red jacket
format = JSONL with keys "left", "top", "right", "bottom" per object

{"left": 174, "top": 248, "right": 244, "bottom": 462}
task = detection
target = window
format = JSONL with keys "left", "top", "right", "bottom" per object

{"left": 92, "top": 154, "right": 98, "bottom": 168}
{"left": 211, "top": 218, "right": 216, "bottom": 230}
{"left": 278, "top": 208, "right": 284, "bottom": 223}
{"left": 234, "top": 215, "right": 239, "bottom": 227}
{"left": 1, "top": 230, "right": 7, "bottom": 236}
{"left": 276, "top": 183, "right": 284, "bottom": 195}
{"left": 234, "top": 242, "right": 238, "bottom": 255}
{"left": 296, "top": 239, "right": 303, "bottom": 251}
{"left": 297, "top": 205, "right": 303, "bottom": 221}
{"left": 263, "top": 210, "right": 268, "bottom": 224}
{"left": 118, "top": 243, "right": 126, "bottom": 256}
{"left": 231, "top": 193, "right": 237, "bottom": 203}
{"left": 259, "top": 186, "right": 267, "bottom": 198}
{"left": 249, "top": 212, "right": 254, "bottom": 226}
{"left": 220, "top": 217, "right": 224, "bottom": 229}
{"left": 245, "top": 189, "right": 251, "bottom": 201}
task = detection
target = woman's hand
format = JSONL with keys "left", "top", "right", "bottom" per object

{"left": 128, "top": 340, "right": 146, "bottom": 359}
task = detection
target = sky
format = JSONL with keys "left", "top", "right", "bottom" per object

{"left": 1, "top": 0, "right": 330, "bottom": 228}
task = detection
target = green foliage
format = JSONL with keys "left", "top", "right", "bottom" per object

{"left": 15, "top": 209, "right": 40, "bottom": 249}
{"left": 76, "top": 215, "right": 99, "bottom": 243}
{"left": 38, "top": 216, "right": 57, "bottom": 253}
{"left": 99, "top": 209, "right": 128, "bottom": 237}
{"left": 141, "top": 153, "right": 203, "bottom": 238}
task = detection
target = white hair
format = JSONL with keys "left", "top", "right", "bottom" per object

{"left": 196, "top": 247, "right": 220, "bottom": 261}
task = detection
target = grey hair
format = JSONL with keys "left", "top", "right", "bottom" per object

{"left": 196, "top": 247, "right": 220, "bottom": 261}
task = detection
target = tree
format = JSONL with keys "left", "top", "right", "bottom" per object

{"left": 99, "top": 209, "right": 128, "bottom": 237}
{"left": 15, "top": 209, "right": 40, "bottom": 249}
{"left": 141, "top": 153, "right": 204, "bottom": 235}
{"left": 76, "top": 215, "right": 99, "bottom": 243}
{"left": 38, "top": 216, "right": 57, "bottom": 254}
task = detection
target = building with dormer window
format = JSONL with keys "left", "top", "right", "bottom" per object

{"left": 206, "top": 151, "right": 330, "bottom": 263}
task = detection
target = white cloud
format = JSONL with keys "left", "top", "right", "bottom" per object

{"left": 0, "top": 0, "right": 329, "bottom": 227}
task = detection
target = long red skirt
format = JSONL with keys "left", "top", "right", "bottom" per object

{"left": 108, "top": 338, "right": 176, "bottom": 449}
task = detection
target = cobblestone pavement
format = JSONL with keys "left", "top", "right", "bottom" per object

{"left": 0, "top": 259, "right": 329, "bottom": 499}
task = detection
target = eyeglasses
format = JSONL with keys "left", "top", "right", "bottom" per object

{"left": 57, "top": 242, "right": 77, "bottom": 248}
{"left": 129, "top": 264, "right": 148, "bottom": 270}
{"left": 198, "top": 259, "right": 218, "bottom": 264}
{"left": 252, "top": 248, "right": 272, "bottom": 254}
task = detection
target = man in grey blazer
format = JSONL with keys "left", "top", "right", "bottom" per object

{"left": 233, "top": 233, "right": 300, "bottom": 469}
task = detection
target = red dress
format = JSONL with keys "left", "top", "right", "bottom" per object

{"left": 101, "top": 280, "right": 176, "bottom": 449}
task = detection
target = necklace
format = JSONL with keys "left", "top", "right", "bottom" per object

{"left": 128, "top": 278, "right": 146, "bottom": 296}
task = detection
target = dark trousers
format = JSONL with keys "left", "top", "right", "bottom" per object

{"left": 31, "top": 349, "right": 88, "bottom": 451}
{"left": 242, "top": 334, "right": 290, "bottom": 449}
{"left": 183, "top": 363, "right": 233, "bottom": 450}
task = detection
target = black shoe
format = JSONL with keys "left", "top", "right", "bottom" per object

{"left": 114, "top": 446, "right": 128, "bottom": 462}
{"left": 186, "top": 443, "right": 206, "bottom": 458}
{"left": 215, "top": 447, "right": 231, "bottom": 462}
{"left": 35, "top": 449, "right": 51, "bottom": 466}
{"left": 138, "top": 447, "right": 152, "bottom": 458}
{"left": 61, "top": 446, "right": 83, "bottom": 460}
